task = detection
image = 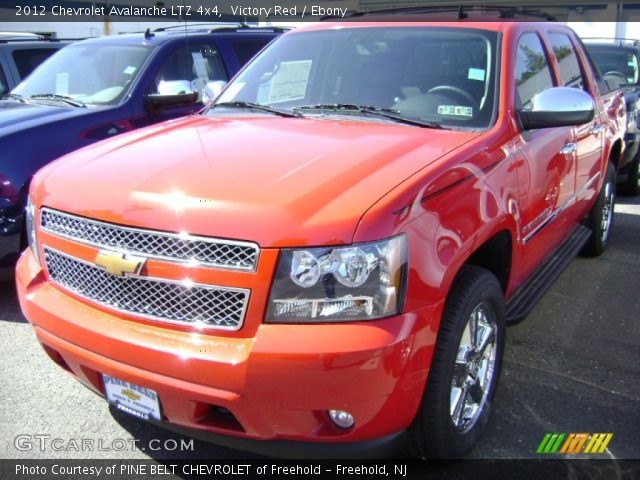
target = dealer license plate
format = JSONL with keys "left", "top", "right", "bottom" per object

{"left": 102, "top": 374, "right": 161, "bottom": 421}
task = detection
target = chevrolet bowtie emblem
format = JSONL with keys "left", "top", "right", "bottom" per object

{"left": 95, "top": 250, "right": 146, "bottom": 277}
{"left": 121, "top": 389, "right": 142, "bottom": 402}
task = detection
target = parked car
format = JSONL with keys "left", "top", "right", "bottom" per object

{"left": 0, "top": 24, "right": 285, "bottom": 279}
{"left": 584, "top": 38, "right": 640, "bottom": 195}
{"left": 0, "top": 32, "right": 72, "bottom": 96}
{"left": 17, "top": 20, "right": 622, "bottom": 459}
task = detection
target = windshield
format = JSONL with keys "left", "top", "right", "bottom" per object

{"left": 587, "top": 46, "right": 639, "bottom": 86}
{"left": 213, "top": 27, "right": 499, "bottom": 129}
{"left": 13, "top": 43, "right": 153, "bottom": 106}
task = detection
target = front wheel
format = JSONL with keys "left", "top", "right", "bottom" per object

{"left": 582, "top": 162, "right": 616, "bottom": 256}
{"left": 406, "top": 266, "right": 505, "bottom": 459}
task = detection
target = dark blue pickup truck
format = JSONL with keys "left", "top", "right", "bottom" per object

{"left": 0, "top": 24, "right": 284, "bottom": 278}
{"left": 585, "top": 39, "right": 640, "bottom": 195}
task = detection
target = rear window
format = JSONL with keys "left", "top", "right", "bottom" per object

{"left": 12, "top": 47, "right": 60, "bottom": 79}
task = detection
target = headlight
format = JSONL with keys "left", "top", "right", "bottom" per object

{"left": 266, "top": 235, "right": 407, "bottom": 323}
{"left": 25, "top": 197, "right": 40, "bottom": 265}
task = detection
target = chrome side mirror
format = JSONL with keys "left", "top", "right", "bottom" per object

{"left": 145, "top": 79, "right": 198, "bottom": 113}
{"left": 519, "top": 87, "right": 595, "bottom": 130}
{"left": 157, "top": 80, "right": 194, "bottom": 96}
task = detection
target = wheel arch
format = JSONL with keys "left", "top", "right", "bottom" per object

{"left": 607, "top": 138, "right": 623, "bottom": 173}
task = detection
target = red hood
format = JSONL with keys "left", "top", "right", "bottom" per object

{"left": 35, "top": 115, "right": 478, "bottom": 247}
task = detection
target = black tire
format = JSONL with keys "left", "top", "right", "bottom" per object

{"left": 622, "top": 152, "right": 640, "bottom": 196}
{"left": 582, "top": 162, "right": 616, "bottom": 257}
{"left": 406, "top": 265, "right": 505, "bottom": 459}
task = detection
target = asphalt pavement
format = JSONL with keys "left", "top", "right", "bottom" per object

{"left": 1, "top": 197, "right": 638, "bottom": 462}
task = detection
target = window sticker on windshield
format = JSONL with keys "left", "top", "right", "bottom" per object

{"left": 268, "top": 60, "right": 312, "bottom": 104}
{"left": 55, "top": 72, "right": 69, "bottom": 95}
{"left": 192, "top": 52, "right": 210, "bottom": 82}
{"left": 438, "top": 105, "right": 473, "bottom": 117}
{"left": 468, "top": 68, "right": 486, "bottom": 81}
{"left": 123, "top": 66, "right": 137, "bottom": 75}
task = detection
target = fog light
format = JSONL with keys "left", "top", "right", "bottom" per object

{"left": 328, "top": 409, "right": 355, "bottom": 428}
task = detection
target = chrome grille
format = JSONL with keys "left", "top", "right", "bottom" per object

{"left": 40, "top": 208, "right": 259, "bottom": 271}
{"left": 44, "top": 247, "right": 248, "bottom": 330}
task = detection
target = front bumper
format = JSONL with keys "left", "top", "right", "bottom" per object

{"left": 16, "top": 249, "right": 431, "bottom": 456}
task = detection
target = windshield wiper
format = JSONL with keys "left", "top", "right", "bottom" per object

{"left": 2, "top": 93, "right": 28, "bottom": 103}
{"left": 29, "top": 94, "right": 86, "bottom": 108}
{"left": 293, "top": 104, "right": 446, "bottom": 129}
{"left": 212, "top": 101, "right": 300, "bottom": 118}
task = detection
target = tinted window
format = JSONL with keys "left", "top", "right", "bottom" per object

{"left": 215, "top": 27, "right": 499, "bottom": 130}
{"left": 515, "top": 33, "right": 554, "bottom": 109}
{"left": 150, "top": 44, "right": 227, "bottom": 102}
{"left": 233, "top": 41, "right": 267, "bottom": 66}
{"left": 0, "top": 66, "right": 7, "bottom": 95}
{"left": 588, "top": 46, "right": 639, "bottom": 87}
{"left": 12, "top": 48, "right": 59, "bottom": 79}
{"left": 548, "top": 33, "right": 585, "bottom": 90}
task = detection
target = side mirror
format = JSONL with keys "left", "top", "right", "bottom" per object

{"left": 144, "top": 80, "right": 198, "bottom": 112}
{"left": 203, "top": 80, "right": 226, "bottom": 103}
{"left": 518, "top": 87, "right": 595, "bottom": 130}
{"left": 157, "top": 80, "right": 193, "bottom": 96}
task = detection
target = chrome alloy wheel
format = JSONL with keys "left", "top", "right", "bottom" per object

{"left": 450, "top": 301, "right": 498, "bottom": 433}
{"left": 601, "top": 179, "right": 614, "bottom": 243}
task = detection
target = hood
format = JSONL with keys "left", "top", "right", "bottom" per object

{"left": 0, "top": 100, "right": 90, "bottom": 134}
{"left": 36, "top": 115, "right": 478, "bottom": 247}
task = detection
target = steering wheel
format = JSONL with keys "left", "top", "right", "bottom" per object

{"left": 427, "top": 85, "right": 476, "bottom": 106}
{"left": 604, "top": 71, "right": 627, "bottom": 81}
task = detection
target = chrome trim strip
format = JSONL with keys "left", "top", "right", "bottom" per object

{"left": 523, "top": 172, "right": 601, "bottom": 244}
{"left": 40, "top": 207, "right": 260, "bottom": 272}
{"left": 43, "top": 245, "right": 250, "bottom": 332}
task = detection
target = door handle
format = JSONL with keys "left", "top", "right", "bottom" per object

{"left": 591, "top": 125, "right": 604, "bottom": 136}
{"left": 560, "top": 143, "right": 577, "bottom": 155}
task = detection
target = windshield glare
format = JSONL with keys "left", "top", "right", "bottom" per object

{"left": 13, "top": 44, "right": 152, "bottom": 106}
{"left": 214, "top": 27, "right": 498, "bottom": 129}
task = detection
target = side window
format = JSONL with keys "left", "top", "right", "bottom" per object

{"left": 12, "top": 48, "right": 59, "bottom": 79}
{"left": 150, "top": 44, "right": 227, "bottom": 101}
{"left": 515, "top": 33, "right": 554, "bottom": 109}
{"left": 233, "top": 41, "right": 267, "bottom": 66}
{"left": 548, "top": 33, "right": 585, "bottom": 90}
{"left": 0, "top": 65, "right": 8, "bottom": 96}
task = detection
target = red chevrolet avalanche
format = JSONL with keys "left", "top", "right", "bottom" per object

{"left": 17, "top": 21, "right": 624, "bottom": 458}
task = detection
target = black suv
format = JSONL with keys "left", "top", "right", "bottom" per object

{"left": 0, "top": 32, "right": 72, "bottom": 96}
{"left": 585, "top": 38, "right": 640, "bottom": 195}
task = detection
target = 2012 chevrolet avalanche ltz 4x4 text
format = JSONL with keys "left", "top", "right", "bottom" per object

{"left": 17, "top": 21, "right": 623, "bottom": 458}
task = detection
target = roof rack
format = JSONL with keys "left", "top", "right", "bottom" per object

{"left": 154, "top": 22, "right": 246, "bottom": 32}
{"left": 323, "top": 5, "right": 556, "bottom": 21}
{"left": 581, "top": 37, "right": 640, "bottom": 47}
{"left": 0, "top": 37, "right": 79, "bottom": 44}
{"left": 152, "top": 22, "right": 290, "bottom": 35}
{"left": 0, "top": 32, "right": 47, "bottom": 42}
